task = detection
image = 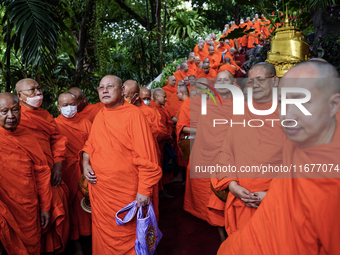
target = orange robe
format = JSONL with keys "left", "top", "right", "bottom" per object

{"left": 196, "top": 49, "right": 209, "bottom": 62}
{"left": 218, "top": 120, "right": 340, "bottom": 255}
{"left": 197, "top": 69, "right": 217, "bottom": 79}
{"left": 216, "top": 43, "right": 231, "bottom": 54}
{"left": 165, "top": 92, "right": 183, "bottom": 117}
{"left": 213, "top": 102, "right": 286, "bottom": 235}
{"left": 0, "top": 127, "right": 52, "bottom": 255}
{"left": 173, "top": 70, "right": 188, "bottom": 86}
{"left": 219, "top": 64, "right": 237, "bottom": 75}
{"left": 187, "top": 61, "right": 197, "bottom": 76}
{"left": 55, "top": 114, "right": 92, "bottom": 240}
{"left": 207, "top": 53, "right": 222, "bottom": 72}
{"left": 82, "top": 102, "right": 162, "bottom": 254}
{"left": 223, "top": 52, "right": 240, "bottom": 71}
{"left": 162, "top": 84, "right": 177, "bottom": 100}
{"left": 19, "top": 105, "right": 70, "bottom": 253}
{"left": 77, "top": 102, "right": 104, "bottom": 123}
{"left": 184, "top": 97, "right": 234, "bottom": 226}
{"left": 238, "top": 23, "right": 248, "bottom": 47}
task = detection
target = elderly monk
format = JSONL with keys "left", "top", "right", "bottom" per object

{"left": 16, "top": 78, "right": 70, "bottom": 253}
{"left": 219, "top": 57, "right": 237, "bottom": 75}
{"left": 165, "top": 80, "right": 185, "bottom": 118}
{"left": 176, "top": 64, "right": 180, "bottom": 71}
{"left": 140, "top": 86, "right": 152, "bottom": 105}
{"left": 184, "top": 76, "right": 190, "bottom": 89}
{"left": 174, "top": 62, "right": 189, "bottom": 86}
{"left": 184, "top": 71, "right": 236, "bottom": 242}
{"left": 0, "top": 93, "right": 52, "bottom": 255}
{"left": 195, "top": 43, "right": 209, "bottom": 62}
{"left": 189, "top": 75, "right": 196, "bottom": 91}
{"left": 213, "top": 62, "right": 287, "bottom": 236}
{"left": 162, "top": 75, "right": 177, "bottom": 100}
{"left": 207, "top": 46, "right": 222, "bottom": 72}
{"left": 68, "top": 87, "right": 104, "bottom": 123}
{"left": 122, "top": 80, "right": 166, "bottom": 221}
{"left": 197, "top": 63, "right": 217, "bottom": 79}
{"left": 194, "top": 56, "right": 201, "bottom": 68}
{"left": 217, "top": 61, "right": 340, "bottom": 255}
{"left": 187, "top": 52, "right": 197, "bottom": 75}
{"left": 217, "top": 39, "right": 231, "bottom": 54}
{"left": 55, "top": 92, "right": 92, "bottom": 243}
{"left": 82, "top": 75, "right": 162, "bottom": 254}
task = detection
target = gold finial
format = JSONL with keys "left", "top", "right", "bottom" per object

{"left": 285, "top": 5, "right": 290, "bottom": 27}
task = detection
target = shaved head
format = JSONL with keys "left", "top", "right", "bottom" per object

{"left": 58, "top": 92, "right": 76, "bottom": 105}
{"left": 203, "top": 58, "right": 210, "bottom": 64}
{"left": 177, "top": 80, "right": 185, "bottom": 86}
{"left": 178, "top": 85, "right": 189, "bottom": 96}
{"left": 202, "top": 63, "right": 210, "bottom": 74}
{"left": 101, "top": 75, "right": 123, "bottom": 87}
{"left": 140, "top": 87, "right": 151, "bottom": 98}
{"left": 98, "top": 75, "right": 124, "bottom": 108}
{"left": 123, "top": 80, "right": 139, "bottom": 94}
{"left": 68, "top": 87, "right": 84, "bottom": 98}
{"left": 0, "top": 93, "right": 21, "bottom": 131}
{"left": 154, "top": 88, "right": 166, "bottom": 106}
{"left": 168, "top": 75, "right": 176, "bottom": 86}
{"left": 180, "top": 62, "right": 189, "bottom": 72}
{"left": 15, "top": 78, "right": 37, "bottom": 92}
{"left": 68, "top": 87, "right": 87, "bottom": 112}
{"left": 224, "top": 57, "right": 231, "bottom": 64}
{"left": 309, "top": 58, "right": 328, "bottom": 63}
{"left": 250, "top": 62, "right": 276, "bottom": 76}
{"left": 195, "top": 78, "right": 210, "bottom": 97}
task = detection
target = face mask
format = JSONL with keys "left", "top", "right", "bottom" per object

{"left": 143, "top": 99, "right": 151, "bottom": 106}
{"left": 124, "top": 93, "right": 138, "bottom": 105}
{"left": 124, "top": 98, "right": 131, "bottom": 104}
{"left": 25, "top": 95, "right": 43, "bottom": 108}
{"left": 60, "top": 105, "right": 77, "bottom": 118}
{"left": 240, "top": 21, "right": 244, "bottom": 24}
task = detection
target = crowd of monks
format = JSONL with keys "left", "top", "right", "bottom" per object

{"left": 0, "top": 13, "right": 340, "bottom": 255}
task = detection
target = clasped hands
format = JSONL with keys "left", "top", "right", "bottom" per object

{"left": 228, "top": 181, "right": 267, "bottom": 209}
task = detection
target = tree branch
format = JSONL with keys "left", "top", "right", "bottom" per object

{"left": 115, "top": 0, "right": 148, "bottom": 27}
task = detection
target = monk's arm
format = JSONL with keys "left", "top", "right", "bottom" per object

{"left": 182, "top": 126, "right": 197, "bottom": 134}
{"left": 82, "top": 151, "right": 97, "bottom": 184}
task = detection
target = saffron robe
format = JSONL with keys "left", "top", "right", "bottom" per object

{"left": 77, "top": 102, "right": 104, "bottom": 123}
{"left": 82, "top": 102, "right": 162, "bottom": 254}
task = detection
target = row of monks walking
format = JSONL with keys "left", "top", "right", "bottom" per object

{"left": 1, "top": 21, "right": 340, "bottom": 255}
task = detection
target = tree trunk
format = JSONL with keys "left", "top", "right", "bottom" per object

{"left": 235, "top": 5, "right": 240, "bottom": 25}
{"left": 5, "top": 15, "right": 11, "bottom": 92}
{"left": 311, "top": 8, "right": 340, "bottom": 43}
{"left": 146, "top": 0, "right": 154, "bottom": 81}
{"left": 156, "top": 0, "right": 162, "bottom": 72}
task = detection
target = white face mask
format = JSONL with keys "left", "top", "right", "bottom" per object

{"left": 25, "top": 95, "right": 43, "bottom": 108}
{"left": 240, "top": 21, "right": 244, "bottom": 24}
{"left": 60, "top": 105, "right": 77, "bottom": 118}
{"left": 143, "top": 99, "right": 151, "bottom": 106}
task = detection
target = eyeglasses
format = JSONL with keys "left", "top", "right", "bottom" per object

{"left": 18, "top": 87, "right": 43, "bottom": 96}
{"left": 247, "top": 75, "right": 275, "bottom": 86}
{"left": 97, "top": 85, "right": 115, "bottom": 91}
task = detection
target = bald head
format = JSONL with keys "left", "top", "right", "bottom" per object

{"left": 203, "top": 58, "right": 210, "bottom": 64}
{"left": 176, "top": 65, "right": 180, "bottom": 71}
{"left": 177, "top": 85, "right": 189, "bottom": 101}
{"left": 208, "top": 46, "right": 215, "bottom": 55}
{"left": 154, "top": 88, "right": 166, "bottom": 106}
{"left": 58, "top": 92, "right": 76, "bottom": 105}
{"left": 15, "top": 78, "right": 43, "bottom": 109}
{"left": 98, "top": 75, "right": 124, "bottom": 108}
{"left": 68, "top": 87, "right": 87, "bottom": 112}
{"left": 195, "top": 78, "right": 210, "bottom": 97}
{"left": 188, "top": 52, "right": 195, "bottom": 63}
{"left": 194, "top": 56, "right": 200, "bottom": 65}
{"left": 0, "top": 93, "right": 21, "bottom": 131}
{"left": 140, "top": 87, "right": 151, "bottom": 101}
{"left": 123, "top": 80, "right": 139, "bottom": 94}
{"left": 202, "top": 63, "right": 210, "bottom": 74}
{"left": 68, "top": 87, "right": 84, "bottom": 98}
{"left": 249, "top": 62, "right": 276, "bottom": 76}
{"left": 224, "top": 57, "right": 231, "bottom": 64}
{"left": 198, "top": 43, "right": 204, "bottom": 51}
{"left": 180, "top": 62, "right": 189, "bottom": 73}
{"left": 15, "top": 78, "right": 37, "bottom": 92}
{"left": 229, "top": 48, "right": 237, "bottom": 55}
{"left": 168, "top": 75, "right": 176, "bottom": 86}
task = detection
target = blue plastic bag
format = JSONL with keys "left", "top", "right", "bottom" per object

{"left": 115, "top": 201, "right": 162, "bottom": 255}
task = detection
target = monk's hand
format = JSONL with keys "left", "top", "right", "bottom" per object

{"left": 228, "top": 181, "right": 260, "bottom": 205}
{"left": 40, "top": 211, "right": 50, "bottom": 229}
{"left": 84, "top": 163, "right": 97, "bottom": 184}
{"left": 136, "top": 192, "right": 150, "bottom": 207}
{"left": 253, "top": 191, "right": 267, "bottom": 206}
{"left": 51, "top": 162, "right": 62, "bottom": 187}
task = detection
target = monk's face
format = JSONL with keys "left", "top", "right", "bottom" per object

{"left": 140, "top": 90, "right": 151, "bottom": 101}
{"left": 182, "top": 64, "right": 189, "bottom": 73}
{"left": 203, "top": 58, "right": 210, "bottom": 64}
{"left": 17, "top": 79, "right": 43, "bottom": 109}
{"left": 168, "top": 77, "right": 176, "bottom": 86}
{"left": 69, "top": 88, "right": 86, "bottom": 112}
{"left": 184, "top": 77, "right": 189, "bottom": 86}
{"left": 203, "top": 65, "right": 210, "bottom": 74}
{"left": 225, "top": 40, "right": 230, "bottom": 45}
{"left": 248, "top": 67, "right": 278, "bottom": 103}
{"left": 198, "top": 44, "right": 204, "bottom": 51}
{"left": 0, "top": 96, "right": 21, "bottom": 132}
{"left": 195, "top": 80, "right": 209, "bottom": 97}
{"left": 98, "top": 76, "right": 123, "bottom": 107}
{"left": 220, "top": 40, "right": 225, "bottom": 46}
{"left": 176, "top": 65, "right": 180, "bottom": 71}
{"left": 246, "top": 17, "right": 250, "bottom": 22}
{"left": 177, "top": 81, "right": 185, "bottom": 87}
{"left": 189, "top": 76, "right": 196, "bottom": 86}
{"left": 155, "top": 91, "right": 166, "bottom": 106}
{"left": 194, "top": 57, "right": 200, "bottom": 65}
{"left": 255, "top": 14, "right": 259, "bottom": 19}
{"left": 208, "top": 47, "right": 215, "bottom": 55}
{"left": 215, "top": 73, "right": 234, "bottom": 95}
{"left": 279, "top": 71, "right": 340, "bottom": 147}
{"left": 58, "top": 94, "right": 76, "bottom": 108}
{"left": 188, "top": 54, "right": 195, "bottom": 62}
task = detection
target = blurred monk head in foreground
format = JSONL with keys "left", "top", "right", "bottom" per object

{"left": 195, "top": 78, "right": 210, "bottom": 98}
{"left": 140, "top": 87, "right": 151, "bottom": 105}
{"left": 198, "top": 43, "right": 204, "bottom": 51}
{"left": 0, "top": 92, "right": 20, "bottom": 132}
{"left": 177, "top": 80, "right": 185, "bottom": 87}
{"left": 176, "top": 65, "right": 180, "bottom": 71}
{"left": 97, "top": 75, "right": 124, "bottom": 108}
{"left": 215, "top": 70, "right": 235, "bottom": 98}
{"left": 154, "top": 88, "right": 166, "bottom": 106}
{"left": 16, "top": 78, "right": 43, "bottom": 110}
{"left": 122, "top": 80, "right": 140, "bottom": 106}
{"left": 57, "top": 92, "right": 77, "bottom": 118}
{"left": 194, "top": 56, "right": 200, "bottom": 65}
{"left": 168, "top": 76, "right": 176, "bottom": 87}
{"left": 68, "top": 87, "right": 87, "bottom": 112}
{"left": 247, "top": 62, "right": 278, "bottom": 103}
{"left": 279, "top": 61, "right": 340, "bottom": 147}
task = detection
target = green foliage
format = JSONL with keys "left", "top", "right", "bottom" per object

{"left": 167, "top": 10, "right": 206, "bottom": 40}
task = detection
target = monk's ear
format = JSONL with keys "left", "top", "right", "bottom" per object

{"left": 57, "top": 105, "right": 61, "bottom": 113}
{"left": 272, "top": 76, "right": 279, "bottom": 87}
{"left": 329, "top": 93, "right": 340, "bottom": 118}
{"left": 83, "top": 96, "right": 86, "bottom": 103}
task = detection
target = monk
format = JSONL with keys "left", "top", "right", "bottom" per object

{"left": 193, "top": 40, "right": 205, "bottom": 56}
{"left": 222, "top": 48, "right": 240, "bottom": 71}
{"left": 187, "top": 52, "right": 197, "bottom": 76}
{"left": 216, "top": 39, "right": 231, "bottom": 54}
{"left": 207, "top": 46, "right": 222, "bottom": 72}
{"left": 197, "top": 63, "right": 217, "bottom": 79}
{"left": 238, "top": 19, "right": 248, "bottom": 50}
{"left": 217, "top": 61, "right": 340, "bottom": 255}
{"left": 82, "top": 75, "right": 162, "bottom": 254}
{"left": 220, "top": 29, "right": 227, "bottom": 39}
{"left": 184, "top": 76, "right": 190, "bottom": 88}
{"left": 195, "top": 43, "right": 209, "bottom": 62}
{"left": 260, "top": 14, "right": 271, "bottom": 39}
{"left": 165, "top": 80, "right": 185, "bottom": 117}
{"left": 210, "top": 33, "right": 218, "bottom": 47}
{"left": 16, "top": 78, "right": 70, "bottom": 253}
{"left": 55, "top": 92, "right": 92, "bottom": 245}
{"left": 175, "top": 64, "right": 180, "bottom": 71}
{"left": 68, "top": 87, "right": 104, "bottom": 123}
{"left": 219, "top": 57, "right": 237, "bottom": 75}
{"left": 194, "top": 56, "right": 201, "bottom": 69}
{"left": 204, "top": 36, "right": 212, "bottom": 51}
{"left": 122, "top": 80, "right": 166, "bottom": 221}
{"left": 140, "top": 86, "right": 152, "bottom": 105}
{"left": 0, "top": 93, "right": 52, "bottom": 255}
{"left": 162, "top": 75, "right": 177, "bottom": 100}
{"left": 213, "top": 62, "right": 287, "bottom": 236}
{"left": 185, "top": 71, "right": 236, "bottom": 243}
{"left": 174, "top": 62, "right": 189, "bottom": 86}
{"left": 188, "top": 75, "right": 196, "bottom": 91}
